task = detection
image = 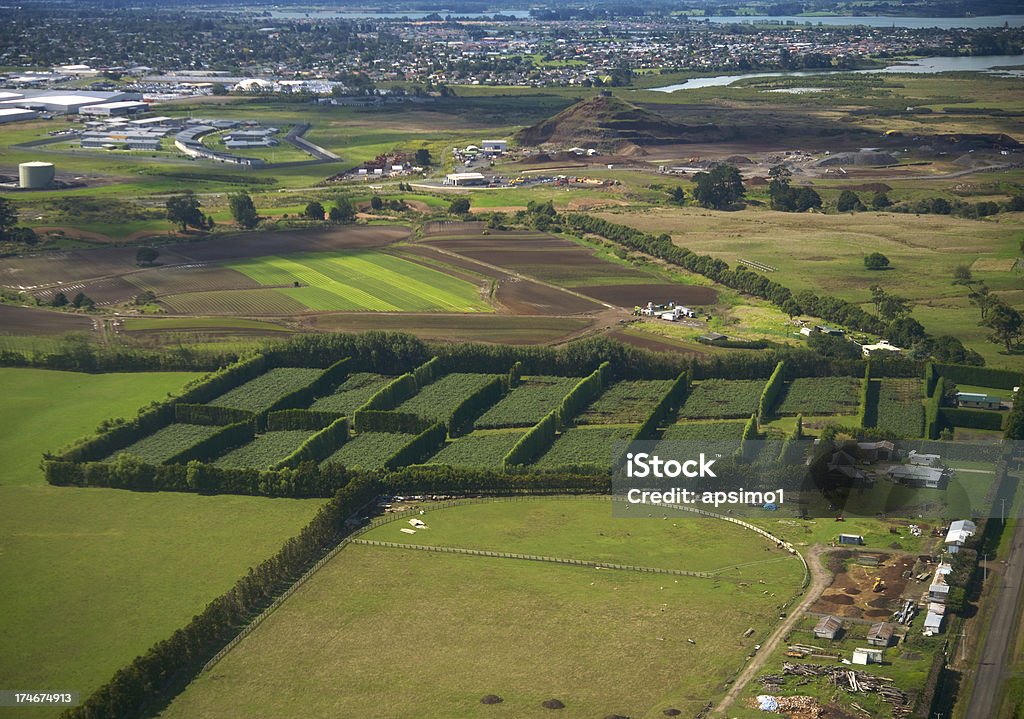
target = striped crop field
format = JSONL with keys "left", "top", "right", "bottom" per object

{"left": 160, "top": 289, "right": 309, "bottom": 315}
{"left": 225, "top": 251, "right": 491, "bottom": 313}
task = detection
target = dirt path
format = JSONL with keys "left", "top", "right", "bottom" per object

{"left": 712, "top": 545, "right": 832, "bottom": 717}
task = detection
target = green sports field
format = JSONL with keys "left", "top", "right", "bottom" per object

{"left": 160, "top": 498, "right": 805, "bottom": 719}
{"left": 0, "top": 368, "right": 325, "bottom": 715}
{"left": 226, "top": 250, "right": 491, "bottom": 312}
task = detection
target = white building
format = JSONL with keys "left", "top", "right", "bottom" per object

{"left": 443, "top": 172, "right": 486, "bottom": 186}
{"left": 852, "top": 648, "right": 884, "bottom": 665}
{"left": 80, "top": 100, "right": 149, "bottom": 117}
{"left": 945, "top": 520, "right": 977, "bottom": 554}
{"left": 0, "top": 107, "right": 38, "bottom": 124}
{"left": 861, "top": 339, "right": 903, "bottom": 357}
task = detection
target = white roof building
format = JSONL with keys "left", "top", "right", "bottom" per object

{"left": 0, "top": 107, "right": 38, "bottom": 124}
{"left": 861, "top": 340, "right": 903, "bottom": 357}
{"left": 945, "top": 520, "right": 977, "bottom": 553}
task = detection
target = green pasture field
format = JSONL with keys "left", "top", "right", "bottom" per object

{"left": 161, "top": 499, "right": 804, "bottom": 719}
{"left": 122, "top": 317, "right": 292, "bottom": 333}
{"left": 875, "top": 379, "right": 926, "bottom": 437}
{"left": 225, "top": 250, "right": 491, "bottom": 312}
{"left": 425, "top": 429, "right": 525, "bottom": 468}
{"left": 362, "top": 498, "right": 802, "bottom": 576}
{"left": 0, "top": 368, "right": 324, "bottom": 715}
{"left": 592, "top": 206, "right": 1022, "bottom": 367}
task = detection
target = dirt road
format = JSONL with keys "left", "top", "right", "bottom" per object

{"left": 713, "top": 545, "right": 832, "bottom": 716}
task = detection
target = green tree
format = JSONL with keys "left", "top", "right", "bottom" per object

{"left": 135, "top": 247, "right": 159, "bottom": 265}
{"left": 414, "top": 148, "right": 432, "bottom": 166}
{"left": 370, "top": 196, "right": 383, "bottom": 211}
{"left": 837, "top": 190, "right": 866, "bottom": 212}
{"left": 210, "top": 83, "right": 228, "bottom": 96}
{"left": 72, "top": 292, "right": 94, "bottom": 309}
{"left": 0, "top": 196, "right": 18, "bottom": 237}
{"left": 329, "top": 199, "right": 355, "bottom": 224}
{"left": 692, "top": 164, "right": 745, "bottom": 210}
{"left": 51, "top": 291, "right": 68, "bottom": 307}
{"left": 304, "top": 201, "right": 325, "bottom": 221}
{"left": 448, "top": 197, "right": 471, "bottom": 215}
{"left": 985, "top": 300, "right": 1024, "bottom": 351}
{"left": 228, "top": 191, "right": 259, "bottom": 229}
{"left": 668, "top": 186, "right": 686, "bottom": 205}
{"left": 864, "top": 252, "right": 890, "bottom": 270}
{"left": 165, "top": 192, "right": 205, "bottom": 231}
{"left": 871, "top": 192, "right": 892, "bottom": 210}
{"left": 953, "top": 265, "right": 973, "bottom": 285}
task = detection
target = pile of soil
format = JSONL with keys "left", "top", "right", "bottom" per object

{"left": 542, "top": 699, "right": 566, "bottom": 710}
{"left": 480, "top": 695, "right": 503, "bottom": 705}
{"left": 663, "top": 710, "right": 682, "bottom": 717}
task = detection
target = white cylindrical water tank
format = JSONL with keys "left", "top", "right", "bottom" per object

{"left": 19, "top": 161, "right": 55, "bottom": 189}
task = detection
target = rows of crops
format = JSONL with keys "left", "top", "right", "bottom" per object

{"left": 394, "top": 373, "right": 502, "bottom": 424}
{"left": 426, "top": 431, "right": 525, "bottom": 469}
{"left": 310, "top": 373, "right": 392, "bottom": 415}
{"left": 227, "top": 251, "right": 490, "bottom": 313}
{"left": 661, "top": 421, "right": 747, "bottom": 441}
{"left": 321, "top": 432, "right": 416, "bottom": 470}
{"left": 213, "top": 430, "right": 316, "bottom": 469}
{"left": 207, "top": 368, "right": 324, "bottom": 413}
{"left": 127, "top": 265, "right": 262, "bottom": 296}
{"left": 575, "top": 380, "right": 675, "bottom": 425}
{"left": 105, "top": 423, "right": 221, "bottom": 464}
{"left": 679, "top": 379, "right": 766, "bottom": 420}
{"left": 474, "top": 376, "right": 581, "bottom": 429}
{"left": 533, "top": 426, "right": 637, "bottom": 470}
{"left": 876, "top": 379, "right": 925, "bottom": 437}
{"left": 160, "top": 289, "right": 309, "bottom": 315}
{"left": 776, "top": 377, "right": 861, "bottom": 416}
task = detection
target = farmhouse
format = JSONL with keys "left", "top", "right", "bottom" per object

{"left": 956, "top": 392, "right": 1002, "bottom": 410}
{"left": 857, "top": 441, "right": 895, "bottom": 462}
{"left": 444, "top": 172, "right": 487, "bottom": 186}
{"left": 887, "top": 464, "right": 948, "bottom": 489}
{"left": 945, "top": 520, "right": 976, "bottom": 554}
{"left": 861, "top": 340, "right": 903, "bottom": 358}
{"left": 814, "top": 615, "right": 843, "bottom": 640}
{"left": 866, "top": 622, "right": 894, "bottom": 647}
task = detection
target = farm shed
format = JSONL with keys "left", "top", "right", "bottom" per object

{"left": 443, "top": 172, "right": 486, "bottom": 186}
{"left": 698, "top": 332, "right": 729, "bottom": 345}
{"left": 956, "top": 392, "right": 1002, "bottom": 410}
{"left": 814, "top": 615, "right": 843, "bottom": 640}
{"left": 852, "top": 647, "right": 884, "bottom": 665}
{"left": 861, "top": 340, "right": 902, "bottom": 358}
{"left": 945, "top": 520, "right": 976, "bottom": 554}
{"left": 866, "top": 622, "right": 894, "bottom": 647}
{"left": 888, "top": 465, "right": 948, "bottom": 490}
{"left": 838, "top": 534, "right": 864, "bottom": 546}
{"left": 924, "top": 610, "right": 944, "bottom": 635}
{"left": 908, "top": 451, "right": 941, "bottom": 466}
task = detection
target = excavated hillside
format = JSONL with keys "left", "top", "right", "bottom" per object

{"left": 514, "top": 95, "right": 723, "bottom": 152}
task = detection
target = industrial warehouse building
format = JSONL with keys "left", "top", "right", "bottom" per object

{"left": 79, "top": 100, "right": 149, "bottom": 117}
{"left": 0, "top": 107, "right": 38, "bottom": 124}
{"left": 0, "top": 89, "right": 142, "bottom": 116}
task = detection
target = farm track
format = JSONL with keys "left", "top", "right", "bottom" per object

{"left": 712, "top": 544, "right": 831, "bottom": 717}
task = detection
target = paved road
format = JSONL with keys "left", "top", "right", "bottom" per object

{"left": 713, "top": 545, "right": 831, "bottom": 716}
{"left": 965, "top": 507, "right": 1024, "bottom": 719}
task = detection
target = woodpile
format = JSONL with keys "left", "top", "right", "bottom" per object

{"left": 760, "top": 662, "right": 912, "bottom": 717}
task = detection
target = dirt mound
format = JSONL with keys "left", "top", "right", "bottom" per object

{"left": 663, "top": 709, "right": 682, "bottom": 717}
{"left": 515, "top": 95, "right": 722, "bottom": 151}
{"left": 822, "top": 593, "right": 855, "bottom": 605}
{"left": 816, "top": 150, "right": 898, "bottom": 167}
{"left": 542, "top": 699, "right": 566, "bottom": 710}
{"left": 480, "top": 695, "right": 503, "bottom": 705}
{"left": 604, "top": 715, "right": 629, "bottom": 719}
{"left": 725, "top": 154, "right": 752, "bottom": 164}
